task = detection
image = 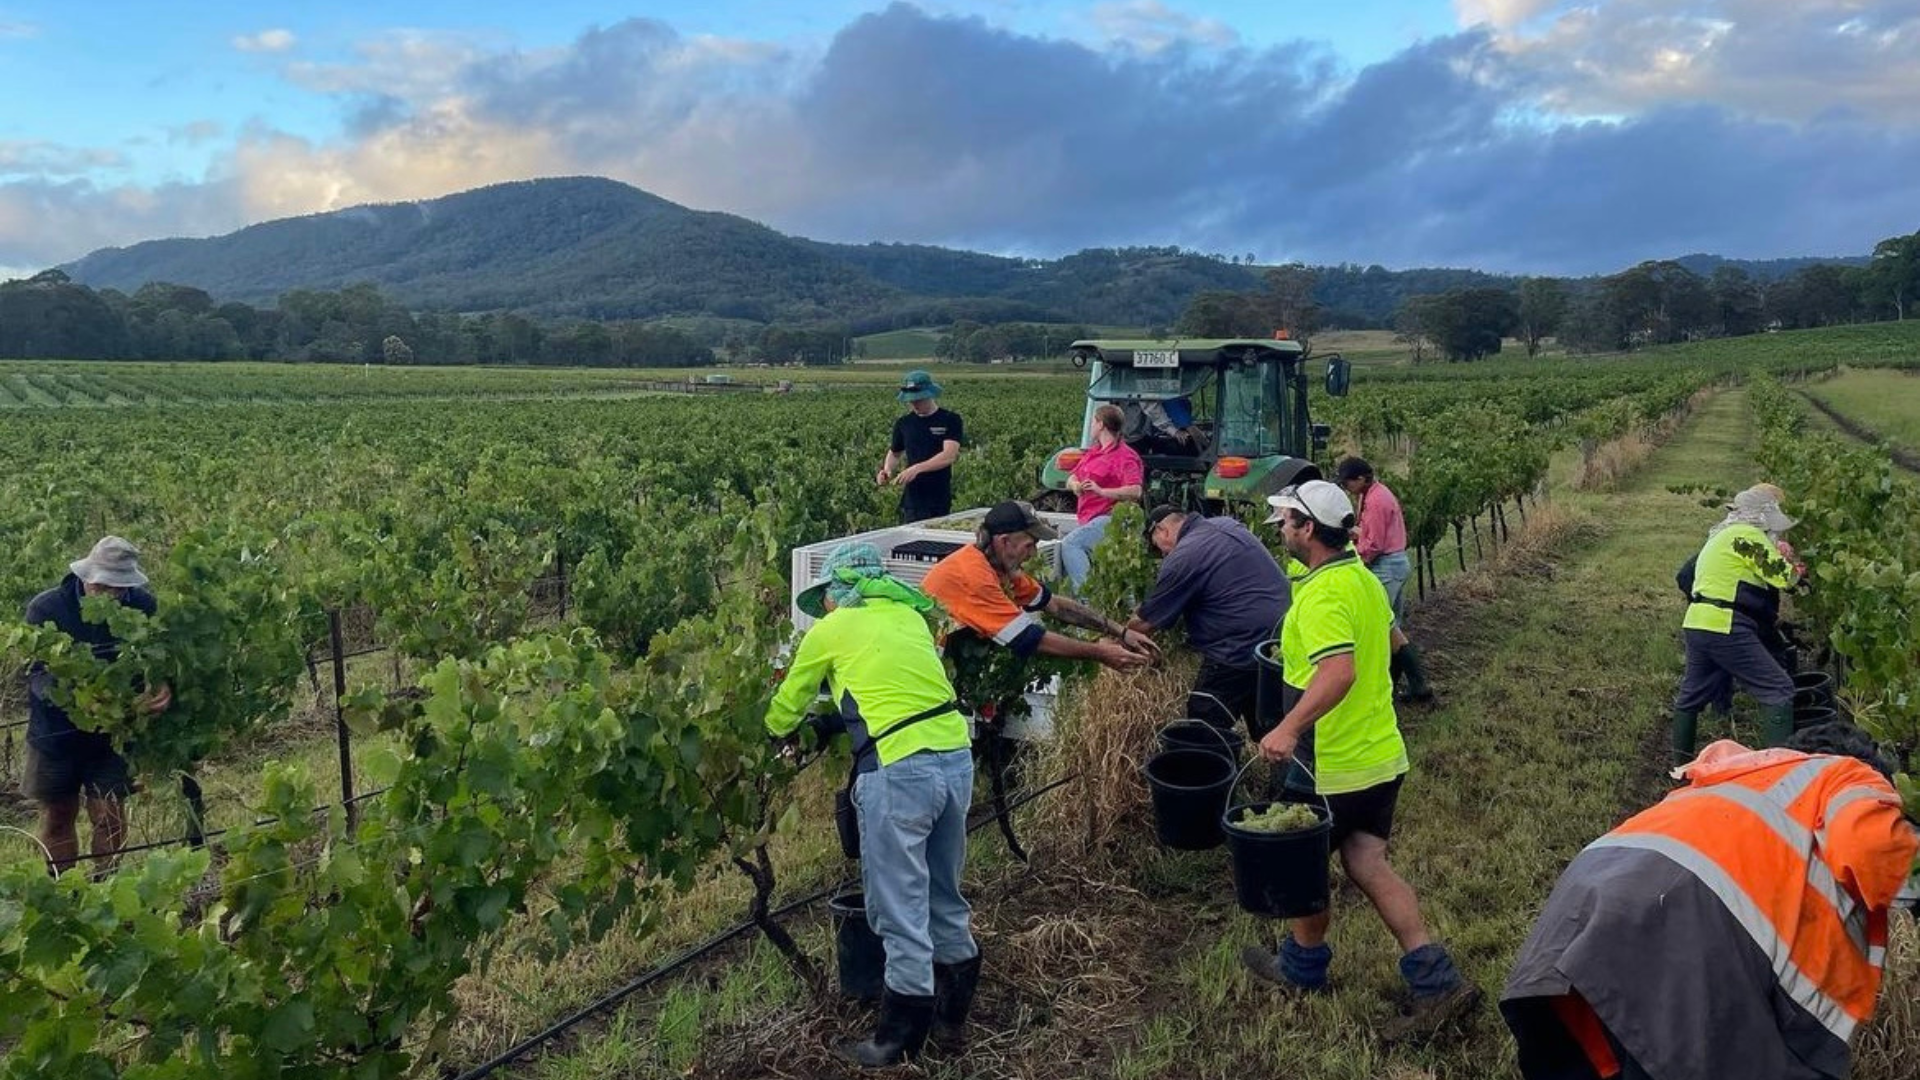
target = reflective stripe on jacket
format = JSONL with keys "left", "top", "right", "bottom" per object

{"left": 1504, "top": 747, "right": 1919, "bottom": 1079}
{"left": 1683, "top": 522, "right": 1797, "bottom": 634}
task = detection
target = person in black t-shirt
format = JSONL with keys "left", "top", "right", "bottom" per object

{"left": 878, "top": 370, "right": 964, "bottom": 523}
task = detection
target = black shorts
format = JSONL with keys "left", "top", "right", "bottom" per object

{"left": 1314, "top": 774, "right": 1404, "bottom": 849}
{"left": 1188, "top": 658, "right": 1258, "bottom": 735}
{"left": 23, "top": 735, "right": 133, "bottom": 802}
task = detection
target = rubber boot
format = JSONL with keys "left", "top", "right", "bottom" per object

{"left": 1396, "top": 643, "right": 1435, "bottom": 703}
{"left": 930, "top": 955, "right": 982, "bottom": 1055}
{"left": 838, "top": 989, "right": 935, "bottom": 1068}
{"left": 1759, "top": 702, "right": 1796, "bottom": 748}
{"left": 1670, "top": 708, "right": 1700, "bottom": 768}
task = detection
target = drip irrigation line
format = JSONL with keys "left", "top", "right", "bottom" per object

{"left": 450, "top": 770, "right": 1079, "bottom": 1080}
{"left": 65, "top": 784, "right": 395, "bottom": 863}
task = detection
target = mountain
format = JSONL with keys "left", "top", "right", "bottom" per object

{"left": 61, "top": 176, "right": 1875, "bottom": 329}
{"left": 66, "top": 177, "right": 904, "bottom": 323}
{"left": 59, "top": 178, "right": 1271, "bottom": 327}
{"left": 1670, "top": 252, "right": 1872, "bottom": 282}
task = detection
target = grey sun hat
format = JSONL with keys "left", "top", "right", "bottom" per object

{"left": 1728, "top": 485, "right": 1796, "bottom": 534}
{"left": 70, "top": 536, "right": 149, "bottom": 588}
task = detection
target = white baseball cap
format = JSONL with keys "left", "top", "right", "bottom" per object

{"left": 1264, "top": 480, "right": 1355, "bottom": 529}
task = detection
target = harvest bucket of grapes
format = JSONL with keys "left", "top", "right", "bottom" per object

{"left": 1143, "top": 747, "right": 1235, "bottom": 850}
{"left": 1221, "top": 759, "right": 1332, "bottom": 919}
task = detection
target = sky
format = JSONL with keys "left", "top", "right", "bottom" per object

{"left": 2, "top": 1, "right": 1917, "bottom": 282}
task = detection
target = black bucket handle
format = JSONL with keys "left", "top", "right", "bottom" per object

{"left": 1172, "top": 690, "right": 1243, "bottom": 754}
{"left": 1226, "top": 753, "right": 1331, "bottom": 821}
{"left": 1161, "top": 716, "right": 1240, "bottom": 757}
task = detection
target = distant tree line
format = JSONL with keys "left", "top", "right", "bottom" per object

{"left": 1164, "top": 229, "right": 1920, "bottom": 363}
{"left": 0, "top": 273, "right": 717, "bottom": 367}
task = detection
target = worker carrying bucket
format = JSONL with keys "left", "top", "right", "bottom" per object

{"left": 1236, "top": 481, "right": 1481, "bottom": 1042}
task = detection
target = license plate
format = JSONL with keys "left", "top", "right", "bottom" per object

{"left": 1133, "top": 349, "right": 1179, "bottom": 368}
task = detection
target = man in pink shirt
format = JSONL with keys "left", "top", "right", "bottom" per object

{"left": 1337, "top": 457, "right": 1433, "bottom": 702}
{"left": 1060, "top": 404, "right": 1145, "bottom": 590}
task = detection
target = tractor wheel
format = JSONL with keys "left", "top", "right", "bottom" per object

{"left": 1030, "top": 488, "right": 1076, "bottom": 515}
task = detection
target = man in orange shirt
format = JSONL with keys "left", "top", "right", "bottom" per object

{"left": 921, "top": 501, "right": 1153, "bottom": 672}
{"left": 1502, "top": 721, "right": 1918, "bottom": 1079}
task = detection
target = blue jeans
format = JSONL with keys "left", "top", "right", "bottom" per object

{"left": 853, "top": 749, "right": 978, "bottom": 996}
{"left": 1370, "top": 550, "right": 1412, "bottom": 624}
{"left": 1060, "top": 514, "right": 1111, "bottom": 590}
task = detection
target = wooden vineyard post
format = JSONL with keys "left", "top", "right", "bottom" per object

{"left": 329, "top": 610, "right": 357, "bottom": 827}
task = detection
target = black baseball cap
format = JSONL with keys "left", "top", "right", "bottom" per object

{"left": 981, "top": 500, "right": 1059, "bottom": 540}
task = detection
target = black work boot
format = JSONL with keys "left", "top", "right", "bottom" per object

{"left": 837, "top": 989, "right": 935, "bottom": 1068}
{"left": 1759, "top": 703, "right": 1796, "bottom": 748}
{"left": 1396, "top": 643, "right": 1435, "bottom": 703}
{"left": 930, "top": 954, "right": 982, "bottom": 1055}
{"left": 1670, "top": 707, "right": 1700, "bottom": 768}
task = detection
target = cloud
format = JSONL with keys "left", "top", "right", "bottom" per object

{"left": 0, "top": 20, "right": 38, "bottom": 40}
{"left": 166, "top": 120, "right": 225, "bottom": 146}
{"left": 232, "top": 28, "right": 297, "bottom": 53}
{"left": 1080, "top": 1, "right": 1239, "bottom": 53}
{"left": 0, "top": 141, "right": 129, "bottom": 176}
{"left": 1476, "top": 1, "right": 1920, "bottom": 125}
{"left": 9, "top": 2, "right": 1920, "bottom": 278}
{"left": 0, "top": 176, "right": 247, "bottom": 273}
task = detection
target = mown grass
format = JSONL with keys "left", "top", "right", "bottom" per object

{"left": 1803, "top": 367, "right": 1920, "bottom": 454}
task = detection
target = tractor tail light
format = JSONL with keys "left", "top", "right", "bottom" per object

{"left": 1216, "top": 456, "right": 1250, "bottom": 479}
{"left": 1056, "top": 449, "right": 1085, "bottom": 470}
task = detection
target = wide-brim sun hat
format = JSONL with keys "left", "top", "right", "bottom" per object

{"left": 1728, "top": 485, "right": 1797, "bottom": 534}
{"left": 70, "top": 535, "right": 149, "bottom": 588}
{"left": 898, "top": 369, "right": 943, "bottom": 403}
{"left": 797, "top": 541, "right": 888, "bottom": 618}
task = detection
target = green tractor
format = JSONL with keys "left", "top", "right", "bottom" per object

{"left": 1035, "top": 338, "right": 1350, "bottom": 515}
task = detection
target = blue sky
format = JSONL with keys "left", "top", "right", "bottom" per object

{"left": 3, "top": 1, "right": 1918, "bottom": 280}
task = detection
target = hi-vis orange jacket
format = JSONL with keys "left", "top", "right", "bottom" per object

{"left": 1503, "top": 742, "right": 1918, "bottom": 1080}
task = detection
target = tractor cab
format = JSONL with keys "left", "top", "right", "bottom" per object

{"left": 1037, "top": 338, "right": 1349, "bottom": 514}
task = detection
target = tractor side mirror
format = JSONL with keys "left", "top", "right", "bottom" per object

{"left": 1324, "top": 355, "right": 1351, "bottom": 397}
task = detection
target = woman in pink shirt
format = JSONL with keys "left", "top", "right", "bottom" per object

{"left": 1336, "top": 457, "right": 1433, "bottom": 702}
{"left": 1060, "top": 404, "right": 1145, "bottom": 589}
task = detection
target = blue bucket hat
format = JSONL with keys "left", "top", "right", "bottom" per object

{"left": 796, "top": 542, "right": 937, "bottom": 619}
{"left": 898, "top": 369, "right": 943, "bottom": 403}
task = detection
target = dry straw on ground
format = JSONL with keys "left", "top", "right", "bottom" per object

{"left": 1856, "top": 914, "right": 1920, "bottom": 1080}
{"left": 1026, "top": 654, "right": 1198, "bottom": 864}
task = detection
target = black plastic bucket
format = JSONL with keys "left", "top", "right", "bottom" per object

{"left": 1158, "top": 718, "right": 1243, "bottom": 760}
{"left": 1793, "top": 705, "right": 1838, "bottom": 730}
{"left": 1793, "top": 670, "right": 1834, "bottom": 711}
{"left": 828, "top": 890, "right": 885, "bottom": 1002}
{"left": 1220, "top": 760, "right": 1332, "bottom": 919}
{"left": 1252, "top": 639, "right": 1285, "bottom": 740}
{"left": 1143, "top": 748, "right": 1235, "bottom": 850}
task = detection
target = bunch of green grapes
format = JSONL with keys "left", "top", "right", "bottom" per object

{"left": 1235, "top": 802, "right": 1321, "bottom": 833}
